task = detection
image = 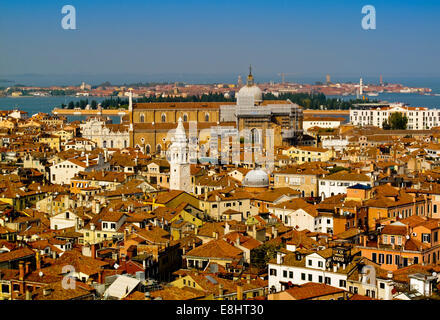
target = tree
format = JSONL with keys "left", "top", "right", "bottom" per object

{"left": 382, "top": 119, "right": 391, "bottom": 130}
{"left": 386, "top": 112, "right": 408, "bottom": 130}
{"left": 250, "top": 242, "right": 283, "bottom": 269}
{"left": 329, "top": 166, "right": 348, "bottom": 175}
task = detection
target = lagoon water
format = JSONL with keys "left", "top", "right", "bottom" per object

{"left": 0, "top": 96, "right": 119, "bottom": 123}
{"left": 1, "top": 91, "right": 440, "bottom": 124}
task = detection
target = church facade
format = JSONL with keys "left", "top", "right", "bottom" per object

{"left": 81, "top": 117, "right": 130, "bottom": 149}
{"left": 127, "top": 68, "right": 304, "bottom": 158}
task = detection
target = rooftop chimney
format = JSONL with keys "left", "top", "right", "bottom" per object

{"left": 98, "top": 270, "right": 103, "bottom": 284}
{"left": 236, "top": 284, "right": 243, "bottom": 300}
{"left": 218, "top": 284, "right": 224, "bottom": 298}
{"left": 19, "top": 261, "right": 24, "bottom": 281}
{"left": 91, "top": 244, "right": 97, "bottom": 259}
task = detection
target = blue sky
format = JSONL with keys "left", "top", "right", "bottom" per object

{"left": 1, "top": 0, "right": 440, "bottom": 83}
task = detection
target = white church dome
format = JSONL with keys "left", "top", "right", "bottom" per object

{"left": 243, "top": 168, "right": 269, "bottom": 188}
{"left": 238, "top": 85, "right": 263, "bottom": 103}
{"left": 237, "top": 65, "right": 263, "bottom": 104}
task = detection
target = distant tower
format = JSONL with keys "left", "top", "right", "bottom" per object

{"left": 128, "top": 89, "right": 133, "bottom": 112}
{"left": 238, "top": 75, "right": 243, "bottom": 87}
{"left": 380, "top": 75, "right": 383, "bottom": 86}
{"left": 168, "top": 118, "right": 191, "bottom": 193}
{"left": 247, "top": 65, "right": 254, "bottom": 86}
{"left": 326, "top": 74, "right": 331, "bottom": 84}
{"left": 359, "top": 77, "right": 363, "bottom": 95}
{"left": 128, "top": 88, "right": 134, "bottom": 147}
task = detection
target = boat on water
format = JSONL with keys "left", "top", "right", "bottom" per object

{"left": 367, "top": 92, "right": 379, "bottom": 97}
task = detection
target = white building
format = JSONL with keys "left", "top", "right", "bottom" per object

{"left": 268, "top": 249, "right": 394, "bottom": 300}
{"left": 314, "top": 213, "right": 334, "bottom": 234}
{"left": 350, "top": 103, "right": 440, "bottom": 130}
{"left": 318, "top": 171, "right": 371, "bottom": 199}
{"left": 321, "top": 136, "right": 349, "bottom": 152}
{"left": 303, "top": 117, "right": 345, "bottom": 133}
{"left": 269, "top": 199, "right": 317, "bottom": 231}
{"left": 50, "top": 210, "right": 83, "bottom": 230}
{"left": 167, "top": 117, "right": 192, "bottom": 193}
{"left": 50, "top": 154, "right": 109, "bottom": 185}
{"left": 81, "top": 117, "right": 129, "bottom": 149}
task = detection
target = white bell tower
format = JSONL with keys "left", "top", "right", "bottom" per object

{"left": 168, "top": 117, "right": 191, "bottom": 193}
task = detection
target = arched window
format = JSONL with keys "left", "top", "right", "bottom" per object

{"left": 183, "top": 114, "right": 188, "bottom": 122}
{"left": 161, "top": 114, "right": 166, "bottom": 123}
{"left": 156, "top": 144, "right": 162, "bottom": 154}
{"left": 140, "top": 114, "right": 145, "bottom": 123}
{"left": 103, "top": 140, "right": 107, "bottom": 148}
{"left": 251, "top": 128, "right": 260, "bottom": 145}
{"left": 145, "top": 145, "right": 151, "bottom": 154}
{"left": 205, "top": 113, "right": 209, "bottom": 122}
{"left": 124, "top": 140, "right": 127, "bottom": 148}
{"left": 110, "top": 140, "right": 114, "bottom": 148}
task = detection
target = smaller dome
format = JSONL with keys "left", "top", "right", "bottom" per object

{"left": 243, "top": 168, "right": 269, "bottom": 188}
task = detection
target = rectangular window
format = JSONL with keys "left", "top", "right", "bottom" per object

{"left": 289, "top": 271, "right": 293, "bottom": 279}
{"left": 372, "top": 253, "right": 377, "bottom": 263}
{"left": 380, "top": 283, "right": 385, "bottom": 289}
{"left": 379, "top": 254, "right": 384, "bottom": 264}
{"left": 325, "top": 277, "right": 331, "bottom": 285}
{"left": 283, "top": 270, "right": 287, "bottom": 278}
{"left": 386, "top": 254, "right": 392, "bottom": 264}
{"left": 395, "top": 255, "right": 400, "bottom": 266}
{"left": 422, "top": 234, "right": 431, "bottom": 243}
{"left": 339, "top": 280, "right": 346, "bottom": 288}
{"left": 301, "top": 273, "right": 306, "bottom": 281}
{"left": 270, "top": 269, "right": 277, "bottom": 276}
{"left": 308, "top": 274, "right": 312, "bottom": 281}
{"left": 319, "top": 276, "right": 323, "bottom": 283}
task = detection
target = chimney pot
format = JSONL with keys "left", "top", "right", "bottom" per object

{"left": 19, "top": 261, "right": 25, "bottom": 281}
